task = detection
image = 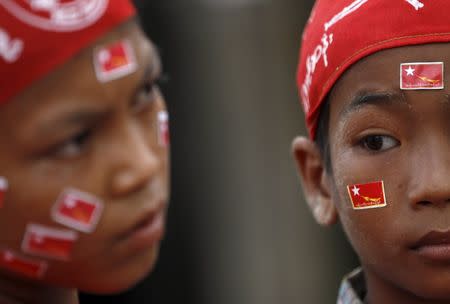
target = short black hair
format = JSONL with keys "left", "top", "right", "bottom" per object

{"left": 314, "top": 96, "right": 332, "bottom": 173}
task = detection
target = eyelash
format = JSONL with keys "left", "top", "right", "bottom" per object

{"left": 358, "top": 134, "right": 400, "bottom": 152}
{"left": 45, "top": 75, "right": 168, "bottom": 160}
{"left": 134, "top": 75, "right": 167, "bottom": 112}
{"left": 51, "top": 129, "right": 92, "bottom": 159}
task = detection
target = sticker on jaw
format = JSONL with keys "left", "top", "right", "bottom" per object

{"left": 347, "top": 181, "right": 387, "bottom": 210}
{"left": 157, "top": 110, "right": 170, "bottom": 147}
{"left": 21, "top": 223, "right": 78, "bottom": 261}
{"left": 0, "top": 177, "right": 8, "bottom": 208}
{"left": 93, "top": 39, "right": 138, "bottom": 83}
{"left": 51, "top": 188, "right": 104, "bottom": 233}
{"left": 400, "top": 62, "right": 444, "bottom": 90}
{"left": 0, "top": 248, "right": 47, "bottom": 279}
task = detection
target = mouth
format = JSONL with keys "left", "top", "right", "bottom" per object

{"left": 118, "top": 200, "right": 167, "bottom": 251}
{"left": 411, "top": 230, "right": 450, "bottom": 262}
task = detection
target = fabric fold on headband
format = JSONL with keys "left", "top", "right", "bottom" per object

{"left": 297, "top": 0, "right": 450, "bottom": 139}
{"left": 0, "top": 0, "right": 136, "bottom": 105}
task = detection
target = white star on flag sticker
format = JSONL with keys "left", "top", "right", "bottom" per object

{"left": 351, "top": 185, "right": 360, "bottom": 196}
{"left": 405, "top": 66, "right": 415, "bottom": 76}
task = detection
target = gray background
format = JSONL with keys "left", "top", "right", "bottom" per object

{"left": 81, "top": 0, "right": 358, "bottom": 303}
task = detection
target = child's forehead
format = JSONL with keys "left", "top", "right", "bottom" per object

{"left": 0, "top": 24, "right": 155, "bottom": 141}
{"left": 297, "top": 0, "right": 450, "bottom": 139}
{"left": 329, "top": 43, "right": 450, "bottom": 102}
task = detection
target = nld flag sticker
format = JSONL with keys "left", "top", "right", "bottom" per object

{"left": 51, "top": 188, "right": 104, "bottom": 233}
{"left": 22, "top": 224, "right": 78, "bottom": 261}
{"left": 94, "top": 39, "right": 137, "bottom": 82}
{"left": 401, "top": 62, "right": 444, "bottom": 90}
{"left": 157, "top": 111, "right": 170, "bottom": 147}
{"left": 0, "top": 177, "right": 8, "bottom": 208}
{"left": 0, "top": 249, "right": 47, "bottom": 279}
{"left": 347, "top": 181, "right": 387, "bottom": 210}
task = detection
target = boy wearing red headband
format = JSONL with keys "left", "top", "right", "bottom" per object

{"left": 0, "top": 1, "right": 169, "bottom": 303}
{"left": 293, "top": 1, "right": 450, "bottom": 303}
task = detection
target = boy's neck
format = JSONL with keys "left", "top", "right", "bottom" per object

{"left": 0, "top": 274, "right": 78, "bottom": 304}
{"left": 365, "top": 268, "right": 450, "bottom": 304}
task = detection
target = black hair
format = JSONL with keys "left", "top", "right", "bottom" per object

{"left": 314, "top": 96, "right": 332, "bottom": 173}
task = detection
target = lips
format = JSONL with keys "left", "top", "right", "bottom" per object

{"left": 412, "top": 230, "right": 450, "bottom": 261}
{"left": 130, "top": 203, "right": 164, "bottom": 234}
{"left": 118, "top": 199, "right": 166, "bottom": 242}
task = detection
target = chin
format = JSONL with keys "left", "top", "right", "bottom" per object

{"left": 412, "top": 286, "right": 450, "bottom": 301}
{"left": 78, "top": 245, "right": 160, "bottom": 295}
{"left": 401, "top": 273, "right": 450, "bottom": 302}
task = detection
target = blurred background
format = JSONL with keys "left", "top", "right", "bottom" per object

{"left": 81, "top": 0, "right": 358, "bottom": 303}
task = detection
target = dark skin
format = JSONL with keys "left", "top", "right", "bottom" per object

{"left": 0, "top": 21, "right": 169, "bottom": 303}
{"left": 293, "top": 43, "right": 450, "bottom": 303}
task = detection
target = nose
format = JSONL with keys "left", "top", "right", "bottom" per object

{"left": 407, "top": 138, "right": 450, "bottom": 209}
{"left": 109, "top": 122, "right": 160, "bottom": 197}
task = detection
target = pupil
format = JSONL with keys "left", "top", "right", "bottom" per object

{"left": 366, "top": 136, "right": 383, "bottom": 150}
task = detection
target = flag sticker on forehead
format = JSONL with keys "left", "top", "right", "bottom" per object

{"left": 0, "top": 249, "right": 47, "bottom": 279}
{"left": 21, "top": 223, "right": 78, "bottom": 261}
{"left": 51, "top": 188, "right": 104, "bottom": 233}
{"left": 0, "top": 177, "right": 8, "bottom": 208}
{"left": 400, "top": 62, "right": 444, "bottom": 90}
{"left": 347, "top": 181, "right": 387, "bottom": 210}
{"left": 93, "top": 39, "right": 137, "bottom": 83}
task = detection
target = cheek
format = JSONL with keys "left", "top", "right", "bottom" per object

{"left": 0, "top": 180, "right": 57, "bottom": 233}
{"left": 331, "top": 160, "right": 408, "bottom": 262}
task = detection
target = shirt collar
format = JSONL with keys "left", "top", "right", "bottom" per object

{"left": 337, "top": 267, "right": 366, "bottom": 304}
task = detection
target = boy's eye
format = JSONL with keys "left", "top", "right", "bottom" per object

{"left": 360, "top": 134, "right": 399, "bottom": 152}
{"left": 133, "top": 81, "right": 159, "bottom": 112}
{"left": 52, "top": 129, "right": 91, "bottom": 159}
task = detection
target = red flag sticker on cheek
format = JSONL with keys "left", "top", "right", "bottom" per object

{"left": 51, "top": 188, "right": 104, "bottom": 233}
{"left": 157, "top": 111, "right": 170, "bottom": 147}
{"left": 401, "top": 62, "right": 444, "bottom": 90}
{"left": 94, "top": 39, "right": 137, "bottom": 83}
{"left": 0, "top": 249, "right": 47, "bottom": 279}
{"left": 0, "top": 177, "right": 8, "bottom": 208}
{"left": 347, "top": 181, "right": 387, "bottom": 210}
{"left": 21, "top": 223, "right": 78, "bottom": 261}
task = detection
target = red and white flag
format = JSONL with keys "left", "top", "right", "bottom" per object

{"left": 94, "top": 39, "right": 137, "bottom": 82}
{"left": 22, "top": 223, "right": 78, "bottom": 261}
{"left": 157, "top": 111, "right": 170, "bottom": 147}
{"left": 0, "top": 249, "right": 47, "bottom": 279}
{"left": 51, "top": 188, "right": 104, "bottom": 233}
{"left": 0, "top": 177, "right": 8, "bottom": 208}
{"left": 347, "top": 181, "right": 387, "bottom": 210}
{"left": 400, "top": 62, "right": 444, "bottom": 90}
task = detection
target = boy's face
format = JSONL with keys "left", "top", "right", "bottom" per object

{"left": 294, "top": 43, "right": 450, "bottom": 301}
{"left": 0, "top": 22, "right": 169, "bottom": 293}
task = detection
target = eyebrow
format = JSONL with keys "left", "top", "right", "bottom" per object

{"left": 37, "top": 107, "right": 108, "bottom": 135}
{"left": 340, "top": 90, "right": 407, "bottom": 119}
{"left": 35, "top": 48, "right": 163, "bottom": 135}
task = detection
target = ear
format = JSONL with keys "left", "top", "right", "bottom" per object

{"left": 291, "top": 136, "right": 337, "bottom": 226}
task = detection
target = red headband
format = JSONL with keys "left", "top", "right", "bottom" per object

{"left": 297, "top": 0, "right": 450, "bottom": 139}
{"left": 0, "top": 0, "right": 136, "bottom": 105}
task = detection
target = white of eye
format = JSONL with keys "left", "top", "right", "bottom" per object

{"left": 362, "top": 135, "right": 399, "bottom": 151}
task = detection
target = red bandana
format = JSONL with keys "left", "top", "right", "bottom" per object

{"left": 297, "top": 0, "right": 450, "bottom": 139}
{"left": 0, "top": 0, "right": 136, "bottom": 104}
